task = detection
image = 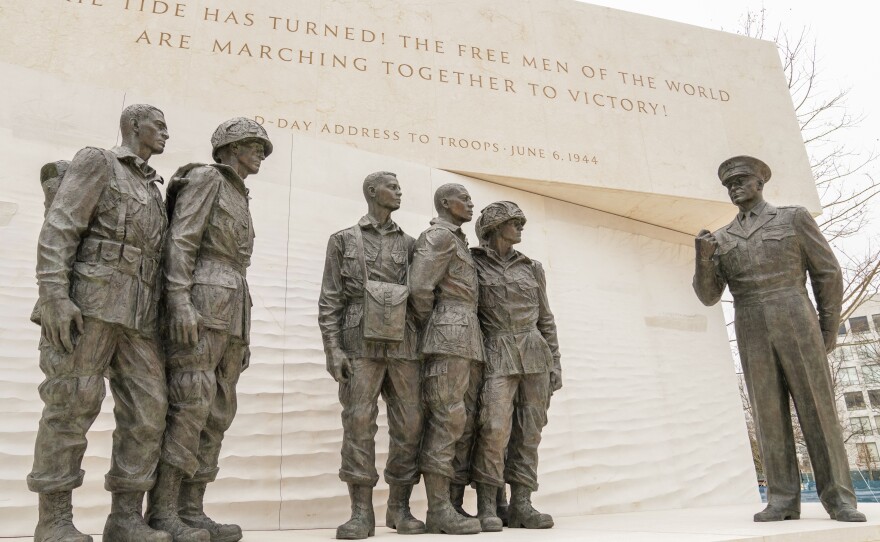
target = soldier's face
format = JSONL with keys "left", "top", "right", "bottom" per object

{"left": 373, "top": 176, "right": 402, "bottom": 211}
{"left": 497, "top": 218, "right": 524, "bottom": 245}
{"left": 235, "top": 140, "right": 267, "bottom": 176}
{"left": 136, "top": 111, "right": 169, "bottom": 155}
{"left": 444, "top": 189, "right": 474, "bottom": 223}
{"left": 725, "top": 174, "right": 762, "bottom": 208}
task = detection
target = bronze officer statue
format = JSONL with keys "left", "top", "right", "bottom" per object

{"left": 694, "top": 155, "right": 865, "bottom": 523}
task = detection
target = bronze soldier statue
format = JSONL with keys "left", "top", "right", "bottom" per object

{"left": 146, "top": 118, "right": 272, "bottom": 542}
{"left": 318, "top": 171, "right": 425, "bottom": 539}
{"left": 29, "top": 104, "right": 171, "bottom": 542}
{"left": 470, "top": 201, "right": 561, "bottom": 531}
{"left": 693, "top": 156, "right": 865, "bottom": 523}
{"left": 409, "top": 183, "right": 483, "bottom": 535}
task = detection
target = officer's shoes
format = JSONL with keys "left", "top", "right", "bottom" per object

{"left": 830, "top": 505, "right": 866, "bottom": 522}
{"left": 753, "top": 505, "right": 800, "bottom": 522}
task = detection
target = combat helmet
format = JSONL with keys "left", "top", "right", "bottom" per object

{"left": 210, "top": 117, "right": 273, "bottom": 162}
{"left": 475, "top": 201, "right": 527, "bottom": 241}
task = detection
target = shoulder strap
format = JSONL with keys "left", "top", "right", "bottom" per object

{"left": 353, "top": 225, "right": 369, "bottom": 287}
{"left": 100, "top": 149, "right": 128, "bottom": 242}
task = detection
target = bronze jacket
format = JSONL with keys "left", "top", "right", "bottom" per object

{"left": 471, "top": 247, "right": 560, "bottom": 376}
{"left": 36, "top": 146, "right": 166, "bottom": 334}
{"left": 164, "top": 164, "right": 253, "bottom": 342}
{"left": 318, "top": 216, "right": 419, "bottom": 360}
{"left": 409, "top": 218, "right": 484, "bottom": 362}
{"left": 693, "top": 202, "right": 843, "bottom": 335}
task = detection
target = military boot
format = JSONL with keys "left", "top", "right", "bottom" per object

{"left": 336, "top": 484, "right": 375, "bottom": 539}
{"left": 449, "top": 483, "right": 474, "bottom": 518}
{"left": 146, "top": 465, "right": 210, "bottom": 542}
{"left": 104, "top": 492, "right": 173, "bottom": 542}
{"left": 179, "top": 481, "right": 243, "bottom": 542}
{"left": 386, "top": 484, "right": 426, "bottom": 534}
{"left": 34, "top": 491, "right": 93, "bottom": 542}
{"left": 424, "top": 473, "right": 481, "bottom": 535}
{"left": 496, "top": 485, "right": 509, "bottom": 527}
{"left": 475, "top": 483, "right": 503, "bottom": 532}
{"left": 507, "top": 484, "right": 553, "bottom": 529}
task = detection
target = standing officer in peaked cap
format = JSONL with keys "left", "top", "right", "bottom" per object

{"left": 147, "top": 118, "right": 271, "bottom": 542}
{"left": 693, "top": 155, "right": 865, "bottom": 523}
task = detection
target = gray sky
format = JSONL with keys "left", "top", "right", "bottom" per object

{"left": 587, "top": 0, "right": 880, "bottom": 252}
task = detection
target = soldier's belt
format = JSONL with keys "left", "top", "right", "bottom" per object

{"left": 485, "top": 326, "right": 537, "bottom": 338}
{"left": 76, "top": 238, "right": 159, "bottom": 284}
{"left": 201, "top": 255, "right": 246, "bottom": 275}
{"left": 733, "top": 285, "right": 809, "bottom": 307}
{"left": 435, "top": 299, "right": 478, "bottom": 311}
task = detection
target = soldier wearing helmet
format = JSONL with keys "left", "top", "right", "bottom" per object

{"left": 147, "top": 118, "right": 271, "bottom": 542}
{"left": 469, "top": 201, "right": 561, "bottom": 531}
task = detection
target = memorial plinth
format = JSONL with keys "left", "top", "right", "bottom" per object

{"left": 7, "top": 504, "right": 880, "bottom": 542}
{"left": 0, "top": 0, "right": 818, "bottom": 536}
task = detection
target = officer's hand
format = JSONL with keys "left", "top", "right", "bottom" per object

{"left": 326, "top": 347, "right": 351, "bottom": 384}
{"left": 550, "top": 368, "right": 563, "bottom": 394}
{"left": 823, "top": 329, "right": 838, "bottom": 354}
{"left": 41, "top": 297, "right": 83, "bottom": 353}
{"left": 695, "top": 229, "right": 718, "bottom": 260}
{"left": 169, "top": 302, "right": 201, "bottom": 347}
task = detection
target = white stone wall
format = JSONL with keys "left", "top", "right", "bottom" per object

{"left": 0, "top": 123, "right": 758, "bottom": 535}
{"left": 0, "top": 0, "right": 797, "bottom": 535}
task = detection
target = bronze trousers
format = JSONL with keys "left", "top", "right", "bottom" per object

{"left": 737, "top": 294, "right": 856, "bottom": 513}
{"left": 161, "top": 328, "right": 245, "bottom": 482}
{"left": 28, "top": 317, "right": 167, "bottom": 493}
{"left": 472, "top": 372, "right": 550, "bottom": 491}
{"left": 338, "top": 357, "right": 424, "bottom": 487}
{"left": 421, "top": 355, "right": 482, "bottom": 482}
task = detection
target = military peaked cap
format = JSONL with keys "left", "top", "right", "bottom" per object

{"left": 718, "top": 155, "right": 771, "bottom": 185}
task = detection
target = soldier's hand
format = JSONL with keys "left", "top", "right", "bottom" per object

{"left": 41, "top": 298, "right": 83, "bottom": 353}
{"left": 823, "top": 329, "right": 838, "bottom": 354}
{"left": 327, "top": 347, "right": 351, "bottom": 384}
{"left": 242, "top": 345, "right": 251, "bottom": 371}
{"left": 169, "top": 302, "right": 201, "bottom": 347}
{"left": 695, "top": 229, "right": 718, "bottom": 260}
{"left": 550, "top": 368, "right": 563, "bottom": 394}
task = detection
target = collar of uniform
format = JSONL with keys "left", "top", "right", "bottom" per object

{"left": 358, "top": 214, "right": 401, "bottom": 234}
{"left": 739, "top": 199, "right": 768, "bottom": 221}
{"left": 210, "top": 163, "right": 249, "bottom": 198}
{"left": 472, "top": 245, "right": 531, "bottom": 265}
{"left": 430, "top": 217, "right": 468, "bottom": 244}
{"left": 110, "top": 146, "right": 163, "bottom": 184}
{"left": 430, "top": 217, "right": 465, "bottom": 234}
